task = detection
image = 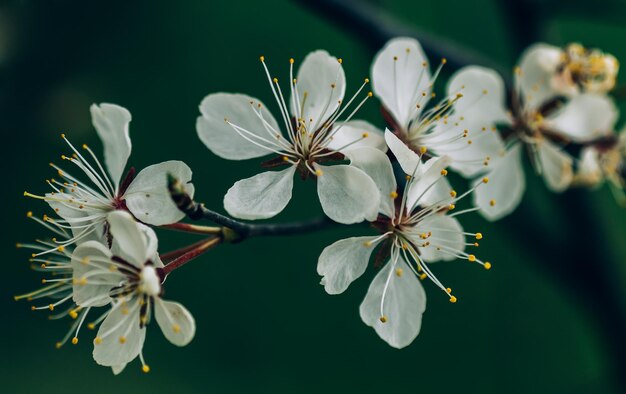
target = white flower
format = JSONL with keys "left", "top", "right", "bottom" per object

{"left": 547, "top": 43, "right": 619, "bottom": 96}
{"left": 196, "top": 51, "right": 386, "bottom": 224}
{"left": 447, "top": 44, "right": 618, "bottom": 220}
{"left": 317, "top": 140, "right": 490, "bottom": 348}
{"left": 72, "top": 211, "right": 195, "bottom": 374}
{"left": 24, "top": 103, "right": 195, "bottom": 254}
{"left": 371, "top": 37, "right": 504, "bottom": 177}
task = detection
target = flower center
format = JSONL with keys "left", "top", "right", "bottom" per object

{"left": 139, "top": 266, "right": 161, "bottom": 297}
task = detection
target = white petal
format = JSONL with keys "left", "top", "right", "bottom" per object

{"left": 93, "top": 299, "right": 145, "bottom": 367}
{"left": 385, "top": 129, "right": 420, "bottom": 174}
{"left": 537, "top": 140, "right": 573, "bottom": 192}
{"left": 224, "top": 166, "right": 296, "bottom": 220}
{"left": 515, "top": 44, "right": 563, "bottom": 111}
{"left": 111, "top": 364, "right": 126, "bottom": 375}
{"left": 71, "top": 241, "right": 117, "bottom": 307}
{"left": 124, "top": 160, "right": 194, "bottom": 226}
{"left": 325, "top": 120, "right": 387, "bottom": 153}
{"left": 372, "top": 37, "right": 431, "bottom": 128}
{"left": 544, "top": 94, "right": 618, "bottom": 142}
{"left": 315, "top": 163, "right": 380, "bottom": 224}
{"left": 577, "top": 147, "right": 603, "bottom": 186}
{"left": 359, "top": 255, "right": 426, "bottom": 349}
{"left": 448, "top": 66, "right": 510, "bottom": 124}
{"left": 197, "top": 93, "right": 281, "bottom": 160}
{"left": 317, "top": 236, "right": 381, "bottom": 295}
{"left": 107, "top": 210, "right": 150, "bottom": 267}
{"left": 413, "top": 214, "right": 464, "bottom": 262}
{"left": 406, "top": 156, "right": 453, "bottom": 209}
{"left": 90, "top": 103, "right": 132, "bottom": 188}
{"left": 291, "top": 50, "right": 345, "bottom": 131}
{"left": 343, "top": 147, "right": 397, "bottom": 219}
{"left": 154, "top": 299, "right": 196, "bottom": 347}
{"left": 474, "top": 144, "right": 525, "bottom": 221}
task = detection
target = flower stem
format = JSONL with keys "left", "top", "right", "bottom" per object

{"left": 160, "top": 222, "right": 223, "bottom": 235}
{"left": 162, "top": 237, "right": 221, "bottom": 275}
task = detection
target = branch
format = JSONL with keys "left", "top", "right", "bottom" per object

{"left": 167, "top": 174, "right": 337, "bottom": 241}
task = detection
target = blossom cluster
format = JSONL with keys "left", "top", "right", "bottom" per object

{"left": 18, "top": 37, "right": 623, "bottom": 372}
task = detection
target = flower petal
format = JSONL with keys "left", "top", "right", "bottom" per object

{"left": 71, "top": 240, "right": 117, "bottom": 307}
{"left": 154, "top": 299, "right": 196, "bottom": 347}
{"left": 406, "top": 156, "right": 453, "bottom": 209}
{"left": 224, "top": 166, "right": 296, "bottom": 220}
{"left": 537, "top": 140, "right": 573, "bottom": 192}
{"left": 317, "top": 236, "right": 382, "bottom": 295}
{"left": 93, "top": 299, "right": 145, "bottom": 367}
{"left": 515, "top": 44, "right": 563, "bottom": 111}
{"left": 90, "top": 103, "right": 132, "bottom": 188}
{"left": 111, "top": 364, "right": 126, "bottom": 375}
{"left": 576, "top": 147, "right": 603, "bottom": 186}
{"left": 197, "top": 93, "right": 281, "bottom": 160}
{"left": 413, "top": 214, "right": 464, "bottom": 262}
{"left": 448, "top": 66, "right": 510, "bottom": 124}
{"left": 325, "top": 120, "right": 387, "bottom": 153}
{"left": 359, "top": 254, "right": 426, "bottom": 349}
{"left": 543, "top": 93, "right": 618, "bottom": 142}
{"left": 385, "top": 129, "right": 420, "bottom": 174}
{"left": 291, "top": 50, "right": 345, "bottom": 131}
{"left": 124, "top": 160, "right": 194, "bottom": 226}
{"left": 343, "top": 147, "right": 397, "bottom": 219}
{"left": 474, "top": 143, "right": 525, "bottom": 221}
{"left": 315, "top": 163, "right": 380, "bottom": 224}
{"left": 372, "top": 37, "right": 431, "bottom": 128}
{"left": 107, "top": 210, "right": 151, "bottom": 267}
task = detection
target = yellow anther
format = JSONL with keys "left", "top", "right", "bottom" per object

{"left": 259, "top": 55, "right": 265, "bottom": 62}
{"left": 467, "top": 140, "right": 473, "bottom": 145}
{"left": 482, "top": 177, "right": 489, "bottom": 184}
{"left": 474, "top": 242, "right": 479, "bottom": 247}
{"left": 441, "top": 58, "right": 447, "bottom": 64}
{"left": 419, "top": 146, "right": 427, "bottom": 154}
{"left": 142, "top": 365, "right": 151, "bottom": 373}
{"left": 446, "top": 287, "right": 452, "bottom": 294}
{"left": 69, "top": 310, "right": 78, "bottom": 319}
{"left": 173, "top": 324, "right": 181, "bottom": 333}
{"left": 60, "top": 133, "right": 66, "bottom": 139}
{"left": 363, "top": 241, "right": 372, "bottom": 247}
{"left": 31, "top": 306, "right": 36, "bottom": 311}
{"left": 482, "top": 89, "right": 488, "bottom": 95}
{"left": 379, "top": 316, "right": 388, "bottom": 323}
{"left": 484, "top": 262, "right": 492, "bottom": 270}
{"left": 55, "top": 342, "right": 62, "bottom": 349}
{"left": 71, "top": 337, "right": 78, "bottom": 345}
{"left": 315, "top": 169, "right": 323, "bottom": 177}
{"left": 393, "top": 56, "right": 398, "bottom": 61}
{"left": 289, "top": 58, "right": 294, "bottom": 64}
{"left": 475, "top": 233, "right": 483, "bottom": 240}
{"left": 121, "top": 308, "right": 129, "bottom": 315}
{"left": 26, "top": 211, "right": 33, "bottom": 218}
{"left": 273, "top": 77, "right": 278, "bottom": 83}
{"left": 338, "top": 58, "right": 343, "bottom": 64}
{"left": 48, "top": 304, "right": 55, "bottom": 311}
{"left": 94, "top": 337, "right": 102, "bottom": 344}
{"left": 449, "top": 296, "right": 457, "bottom": 303}
{"left": 390, "top": 191, "right": 399, "bottom": 199}
{"left": 448, "top": 204, "right": 455, "bottom": 210}
{"left": 57, "top": 246, "right": 65, "bottom": 252}
{"left": 41, "top": 279, "right": 47, "bottom": 284}
{"left": 395, "top": 268, "right": 403, "bottom": 277}
{"left": 450, "top": 190, "right": 457, "bottom": 197}
{"left": 330, "top": 83, "right": 336, "bottom": 89}
{"left": 489, "top": 199, "right": 496, "bottom": 207}
{"left": 440, "top": 169, "right": 448, "bottom": 176}
{"left": 79, "top": 277, "right": 87, "bottom": 285}
{"left": 468, "top": 254, "right": 476, "bottom": 262}
{"left": 367, "top": 91, "right": 373, "bottom": 97}
{"left": 88, "top": 323, "right": 95, "bottom": 330}
{"left": 364, "top": 78, "right": 370, "bottom": 83}
{"left": 362, "top": 132, "right": 369, "bottom": 138}
{"left": 405, "top": 175, "right": 412, "bottom": 181}
{"left": 119, "top": 336, "right": 126, "bottom": 344}
{"left": 419, "top": 273, "right": 427, "bottom": 280}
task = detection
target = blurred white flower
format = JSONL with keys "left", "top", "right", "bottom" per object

{"left": 371, "top": 37, "right": 504, "bottom": 177}
{"left": 197, "top": 51, "right": 386, "bottom": 224}
{"left": 24, "top": 103, "right": 195, "bottom": 254}
{"left": 317, "top": 139, "right": 490, "bottom": 348}
{"left": 72, "top": 211, "right": 195, "bottom": 374}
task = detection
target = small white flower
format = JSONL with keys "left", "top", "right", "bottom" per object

{"left": 196, "top": 51, "right": 386, "bottom": 224}
{"left": 371, "top": 37, "right": 504, "bottom": 177}
{"left": 25, "top": 103, "right": 195, "bottom": 254}
{"left": 317, "top": 141, "right": 490, "bottom": 348}
{"left": 72, "top": 211, "right": 195, "bottom": 374}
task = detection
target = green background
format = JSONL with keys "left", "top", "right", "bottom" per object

{"left": 2, "top": 0, "right": 626, "bottom": 393}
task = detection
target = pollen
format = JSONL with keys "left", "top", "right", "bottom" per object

{"left": 363, "top": 241, "right": 372, "bottom": 247}
{"left": 71, "top": 337, "right": 78, "bottom": 345}
{"left": 367, "top": 91, "right": 373, "bottom": 97}
{"left": 364, "top": 78, "right": 370, "bottom": 83}
{"left": 379, "top": 316, "right": 388, "bottom": 323}
{"left": 395, "top": 268, "right": 403, "bottom": 277}
{"left": 390, "top": 191, "right": 399, "bottom": 199}
{"left": 419, "top": 273, "right": 427, "bottom": 280}
{"left": 338, "top": 58, "right": 343, "bottom": 64}
{"left": 449, "top": 296, "right": 457, "bottom": 303}
{"left": 482, "top": 177, "right": 489, "bottom": 184}
{"left": 441, "top": 58, "right": 447, "bottom": 64}
{"left": 475, "top": 233, "right": 483, "bottom": 240}
{"left": 119, "top": 336, "right": 127, "bottom": 344}
{"left": 484, "top": 262, "right": 492, "bottom": 270}
{"left": 273, "top": 77, "right": 278, "bottom": 83}
{"left": 315, "top": 169, "right": 323, "bottom": 177}
{"left": 55, "top": 342, "right": 62, "bottom": 349}
{"left": 440, "top": 169, "right": 448, "bottom": 176}
{"left": 446, "top": 287, "right": 452, "bottom": 294}
{"left": 173, "top": 324, "right": 181, "bottom": 333}
{"left": 88, "top": 323, "right": 96, "bottom": 330}
{"left": 259, "top": 55, "right": 265, "bottom": 62}
{"left": 282, "top": 155, "right": 289, "bottom": 162}
{"left": 420, "top": 147, "right": 427, "bottom": 154}
{"left": 289, "top": 58, "right": 294, "bottom": 64}
{"left": 69, "top": 310, "right": 78, "bottom": 319}
{"left": 489, "top": 199, "right": 496, "bottom": 207}
{"left": 142, "top": 365, "right": 151, "bottom": 373}
{"left": 94, "top": 337, "right": 102, "bottom": 344}
{"left": 448, "top": 204, "right": 455, "bottom": 210}
{"left": 450, "top": 190, "right": 457, "bottom": 197}
{"left": 468, "top": 254, "right": 476, "bottom": 262}
{"left": 48, "top": 304, "right": 55, "bottom": 311}
{"left": 362, "top": 132, "right": 369, "bottom": 138}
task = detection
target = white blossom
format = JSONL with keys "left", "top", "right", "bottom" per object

{"left": 196, "top": 51, "right": 386, "bottom": 224}
{"left": 317, "top": 140, "right": 490, "bottom": 348}
{"left": 24, "top": 103, "right": 195, "bottom": 254}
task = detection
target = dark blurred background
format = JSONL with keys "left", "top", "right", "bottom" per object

{"left": 2, "top": 0, "right": 626, "bottom": 393}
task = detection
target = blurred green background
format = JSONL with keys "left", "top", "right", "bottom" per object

{"left": 2, "top": 0, "right": 626, "bottom": 393}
